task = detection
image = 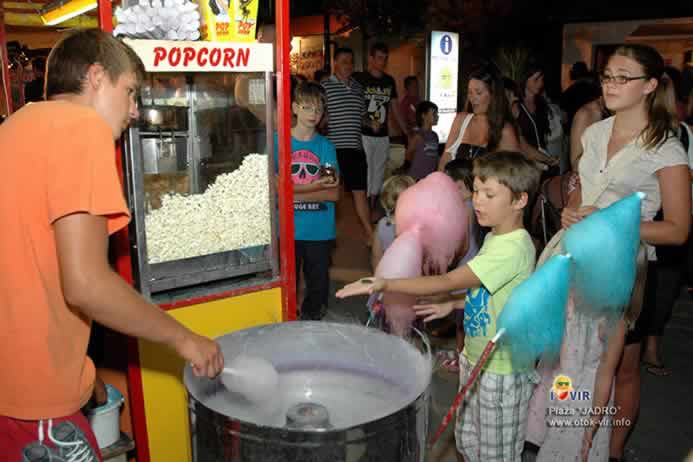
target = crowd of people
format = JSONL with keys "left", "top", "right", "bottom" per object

{"left": 2, "top": 22, "right": 693, "bottom": 462}
{"left": 331, "top": 43, "right": 693, "bottom": 462}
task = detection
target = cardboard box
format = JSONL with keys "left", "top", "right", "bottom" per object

{"left": 198, "top": 0, "right": 232, "bottom": 41}
{"left": 197, "top": 0, "right": 258, "bottom": 42}
{"left": 230, "top": 0, "right": 258, "bottom": 42}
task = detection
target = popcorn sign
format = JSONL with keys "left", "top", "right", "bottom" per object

{"left": 123, "top": 39, "right": 274, "bottom": 72}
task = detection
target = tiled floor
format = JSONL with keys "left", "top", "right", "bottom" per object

{"left": 326, "top": 191, "right": 693, "bottom": 462}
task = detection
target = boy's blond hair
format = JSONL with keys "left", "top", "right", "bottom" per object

{"left": 293, "top": 81, "right": 326, "bottom": 108}
{"left": 380, "top": 175, "right": 415, "bottom": 216}
{"left": 473, "top": 151, "right": 540, "bottom": 205}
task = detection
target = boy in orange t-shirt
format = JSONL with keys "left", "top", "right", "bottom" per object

{"left": 0, "top": 30, "right": 224, "bottom": 461}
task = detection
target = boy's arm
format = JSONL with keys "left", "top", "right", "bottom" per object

{"left": 404, "top": 134, "right": 422, "bottom": 163}
{"left": 293, "top": 177, "right": 336, "bottom": 194}
{"left": 390, "top": 98, "right": 410, "bottom": 137}
{"left": 54, "top": 213, "right": 224, "bottom": 378}
{"left": 336, "top": 264, "right": 481, "bottom": 298}
{"left": 295, "top": 180, "right": 340, "bottom": 202}
{"left": 413, "top": 294, "right": 466, "bottom": 323}
{"left": 386, "top": 265, "right": 480, "bottom": 295}
{"left": 295, "top": 142, "right": 341, "bottom": 202}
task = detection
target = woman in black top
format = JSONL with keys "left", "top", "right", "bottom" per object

{"left": 515, "top": 59, "right": 559, "bottom": 168}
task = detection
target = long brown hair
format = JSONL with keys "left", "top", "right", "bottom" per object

{"left": 611, "top": 44, "right": 673, "bottom": 150}
{"left": 465, "top": 64, "right": 513, "bottom": 152}
{"left": 518, "top": 57, "right": 550, "bottom": 143}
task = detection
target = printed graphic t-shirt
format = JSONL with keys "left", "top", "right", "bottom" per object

{"left": 463, "top": 228, "right": 536, "bottom": 375}
{"left": 353, "top": 72, "right": 398, "bottom": 137}
{"left": 274, "top": 132, "right": 339, "bottom": 241}
{"left": 408, "top": 128, "right": 440, "bottom": 181}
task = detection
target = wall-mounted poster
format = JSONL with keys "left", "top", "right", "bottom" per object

{"left": 290, "top": 36, "right": 324, "bottom": 80}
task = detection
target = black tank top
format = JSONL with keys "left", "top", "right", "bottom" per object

{"left": 456, "top": 143, "right": 488, "bottom": 161}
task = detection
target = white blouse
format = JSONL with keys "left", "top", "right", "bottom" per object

{"left": 579, "top": 116, "right": 688, "bottom": 260}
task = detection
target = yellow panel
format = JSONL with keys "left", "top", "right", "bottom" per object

{"left": 4, "top": 11, "right": 100, "bottom": 28}
{"left": 138, "top": 288, "right": 283, "bottom": 462}
{"left": 4, "top": 2, "right": 46, "bottom": 9}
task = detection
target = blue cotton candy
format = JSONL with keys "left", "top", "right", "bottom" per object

{"left": 562, "top": 192, "right": 643, "bottom": 317}
{"left": 497, "top": 254, "right": 572, "bottom": 369}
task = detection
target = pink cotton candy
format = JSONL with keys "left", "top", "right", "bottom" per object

{"left": 375, "top": 173, "right": 468, "bottom": 336}
{"left": 375, "top": 228, "right": 423, "bottom": 336}
{"left": 395, "top": 172, "right": 468, "bottom": 275}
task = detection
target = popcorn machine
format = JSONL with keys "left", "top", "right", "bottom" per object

{"left": 118, "top": 39, "right": 293, "bottom": 462}
{"left": 121, "top": 39, "right": 277, "bottom": 299}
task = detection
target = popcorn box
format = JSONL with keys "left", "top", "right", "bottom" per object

{"left": 230, "top": 0, "right": 258, "bottom": 42}
{"left": 197, "top": 0, "right": 258, "bottom": 42}
{"left": 197, "top": 0, "right": 233, "bottom": 41}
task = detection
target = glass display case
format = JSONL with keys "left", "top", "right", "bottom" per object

{"left": 122, "top": 40, "right": 277, "bottom": 297}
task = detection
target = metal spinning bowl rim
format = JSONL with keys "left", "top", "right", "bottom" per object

{"left": 184, "top": 322, "right": 432, "bottom": 436}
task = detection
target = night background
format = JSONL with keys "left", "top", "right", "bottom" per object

{"left": 258, "top": 0, "right": 693, "bottom": 98}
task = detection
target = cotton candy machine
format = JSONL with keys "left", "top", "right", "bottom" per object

{"left": 183, "top": 322, "right": 432, "bottom": 462}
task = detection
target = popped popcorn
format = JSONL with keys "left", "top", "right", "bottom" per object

{"left": 145, "top": 153, "right": 271, "bottom": 263}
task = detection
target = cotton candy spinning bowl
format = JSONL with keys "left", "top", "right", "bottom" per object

{"left": 183, "top": 321, "right": 432, "bottom": 461}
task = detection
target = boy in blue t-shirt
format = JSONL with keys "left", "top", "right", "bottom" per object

{"left": 274, "top": 81, "right": 340, "bottom": 320}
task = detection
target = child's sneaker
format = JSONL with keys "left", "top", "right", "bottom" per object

{"left": 48, "top": 420, "right": 99, "bottom": 462}
{"left": 22, "top": 442, "right": 66, "bottom": 462}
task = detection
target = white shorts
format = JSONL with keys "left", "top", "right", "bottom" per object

{"left": 361, "top": 135, "right": 390, "bottom": 197}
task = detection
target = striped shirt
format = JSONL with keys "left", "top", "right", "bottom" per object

{"left": 322, "top": 75, "right": 365, "bottom": 150}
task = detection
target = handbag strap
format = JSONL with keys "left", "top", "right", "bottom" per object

{"left": 446, "top": 113, "right": 474, "bottom": 160}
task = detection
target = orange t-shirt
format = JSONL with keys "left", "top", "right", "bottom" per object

{"left": 0, "top": 101, "right": 130, "bottom": 419}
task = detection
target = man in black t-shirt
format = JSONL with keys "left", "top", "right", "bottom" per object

{"left": 354, "top": 42, "right": 409, "bottom": 214}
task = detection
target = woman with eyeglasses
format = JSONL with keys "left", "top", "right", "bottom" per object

{"left": 573, "top": 44, "right": 689, "bottom": 461}
{"left": 524, "top": 45, "right": 690, "bottom": 462}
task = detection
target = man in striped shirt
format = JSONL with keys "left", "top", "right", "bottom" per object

{"left": 322, "top": 47, "right": 373, "bottom": 242}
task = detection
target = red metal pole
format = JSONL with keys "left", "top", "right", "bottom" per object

{"left": 97, "top": 0, "right": 112, "bottom": 33}
{"left": 276, "top": 0, "right": 297, "bottom": 321}
{"left": 0, "top": 0, "right": 13, "bottom": 115}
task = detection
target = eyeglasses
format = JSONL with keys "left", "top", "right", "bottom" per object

{"left": 599, "top": 74, "right": 648, "bottom": 85}
{"left": 298, "top": 105, "right": 324, "bottom": 114}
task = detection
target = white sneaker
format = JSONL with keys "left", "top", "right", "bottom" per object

{"left": 47, "top": 420, "right": 98, "bottom": 462}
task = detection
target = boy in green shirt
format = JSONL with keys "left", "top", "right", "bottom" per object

{"left": 337, "top": 151, "right": 541, "bottom": 461}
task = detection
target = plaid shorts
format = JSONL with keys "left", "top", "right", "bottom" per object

{"left": 455, "top": 355, "right": 539, "bottom": 462}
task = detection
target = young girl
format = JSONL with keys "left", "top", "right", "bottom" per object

{"left": 436, "top": 158, "right": 483, "bottom": 372}
{"left": 403, "top": 101, "right": 440, "bottom": 181}
{"left": 525, "top": 44, "right": 690, "bottom": 462}
{"left": 368, "top": 175, "right": 415, "bottom": 326}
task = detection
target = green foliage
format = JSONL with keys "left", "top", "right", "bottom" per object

{"left": 494, "top": 46, "right": 530, "bottom": 82}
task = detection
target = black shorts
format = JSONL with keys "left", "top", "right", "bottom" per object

{"left": 336, "top": 148, "right": 367, "bottom": 192}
